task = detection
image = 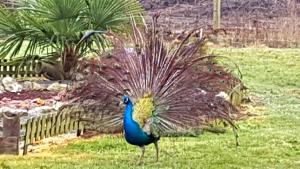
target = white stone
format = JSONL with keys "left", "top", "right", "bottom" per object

{"left": 53, "top": 101, "right": 64, "bottom": 111}
{"left": 28, "top": 106, "right": 53, "bottom": 116}
{"left": 2, "top": 77, "right": 22, "bottom": 92}
{"left": 22, "top": 81, "right": 32, "bottom": 90}
{"left": 23, "top": 81, "right": 45, "bottom": 91}
{"left": 47, "top": 83, "right": 68, "bottom": 91}
{"left": 0, "top": 107, "right": 27, "bottom": 115}
{"left": 0, "top": 84, "right": 4, "bottom": 94}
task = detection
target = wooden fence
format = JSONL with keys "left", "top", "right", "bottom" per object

{"left": 0, "top": 59, "right": 41, "bottom": 78}
{"left": 0, "top": 111, "right": 84, "bottom": 155}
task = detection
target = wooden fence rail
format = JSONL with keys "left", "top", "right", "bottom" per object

{"left": 0, "top": 110, "right": 84, "bottom": 155}
{"left": 0, "top": 59, "right": 42, "bottom": 78}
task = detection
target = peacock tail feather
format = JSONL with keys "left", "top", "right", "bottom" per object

{"left": 70, "top": 15, "right": 242, "bottom": 138}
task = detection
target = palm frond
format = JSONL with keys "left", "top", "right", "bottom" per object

{"left": 0, "top": 0, "right": 143, "bottom": 71}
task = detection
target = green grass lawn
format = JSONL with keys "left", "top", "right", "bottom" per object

{"left": 0, "top": 48, "right": 299, "bottom": 169}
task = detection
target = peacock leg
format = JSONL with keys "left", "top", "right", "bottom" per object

{"left": 154, "top": 141, "right": 159, "bottom": 162}
{"left": 138, "top": 146, "right": 145, "bottom": 165}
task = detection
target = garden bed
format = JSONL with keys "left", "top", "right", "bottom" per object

{"left": 0, "top": 77, "right": 70, "bottom": 143}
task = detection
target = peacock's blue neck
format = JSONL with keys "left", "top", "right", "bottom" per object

{"left": 124, "top": 101, "right": 134, "bottom": 122}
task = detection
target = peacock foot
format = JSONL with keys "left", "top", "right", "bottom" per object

{"left": 137, "top": 161, "right": 143, "bottom": 165}
{"left": 154, "top": 141, "right": 159, "bottom": 162}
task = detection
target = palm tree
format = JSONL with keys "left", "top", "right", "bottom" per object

{"left": 0, "top": 0, "right": 142, "bottom": 79}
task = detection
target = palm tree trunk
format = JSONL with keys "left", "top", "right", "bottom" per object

{"left": 61, "top": 45, "right": 79, "bottom": 79}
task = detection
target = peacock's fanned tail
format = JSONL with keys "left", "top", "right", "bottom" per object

{"left": 70, "top": 16, "right": 241, "bottom": 137}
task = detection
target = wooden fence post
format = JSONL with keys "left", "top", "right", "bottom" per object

{"left": 213, "top": 0, "right": 221, "bottom": 29}
{"left": 0, "top": 108, "right": 85, "bottom": 155}
{"left": 0, "top": 112, "right": 20, "bottom": 155}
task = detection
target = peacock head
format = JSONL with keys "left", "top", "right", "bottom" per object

{"left": 122, "top": 96, "right": 131, "bottom": 105}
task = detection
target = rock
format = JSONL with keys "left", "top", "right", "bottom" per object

{"left": 47, "top": 83, "right": 68, "bottom": 92}
{"left": 22, "top": 81, "right": 32, "bottom": 90}
{"left": 53, "top": 101, "right": 64, "bottom": 111}
{"left": 22, "top": 81, "right": 45, "bottom": 91}
{"left": 2, "top": 77, "right": 22, "bottom": 92}
{"left": 0, "top": 84, "right": 4, "bottom": 94}
{"left": 0, "top": 107, "right": 28, "bottom": 116}
{"left": 28, "top": 106, "right": 53, "bottom": 116}
{"left": 32, "top": 82, "right": 46, "bottom": 91}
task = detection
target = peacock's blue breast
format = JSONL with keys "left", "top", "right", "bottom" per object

{"left": 124, "top": 118, "right": 153, "bottom": 146}
{"left": 123, "top": 98, "right": 155, "bottom": 146}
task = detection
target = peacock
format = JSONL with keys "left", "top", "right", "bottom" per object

{"left": 121, "top": 95, "right": 160, "bottom": 164}
{"left": 70, "top": 15, "right": 241, "bottom": 164}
